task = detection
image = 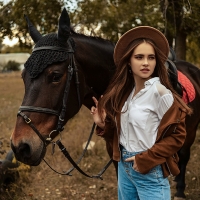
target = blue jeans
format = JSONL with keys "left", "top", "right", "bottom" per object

{"left": 118, "top": 146, "right": 170, "bottom": 200}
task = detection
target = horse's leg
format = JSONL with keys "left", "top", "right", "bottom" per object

{"left": 174, "top": 146, "right": 190, "bottom": 199}
{"left": 174, "top": 127, "right": 197, "bottom": 200}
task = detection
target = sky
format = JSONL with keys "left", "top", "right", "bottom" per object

{"left": 3, "top": 37, "right": 18, "bottom": 46}
{"left": 2, "top": 0, "right": 16, "bottom": 46}
{"left": 2, "top": 0, "right": 10, "bottom": 4}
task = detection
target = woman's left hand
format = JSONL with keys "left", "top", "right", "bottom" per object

{"left": 125, "top": 156, "right": 139, "bottom": 172}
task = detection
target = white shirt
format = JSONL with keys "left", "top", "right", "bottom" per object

{"left": 120, "top": 77, "right": 174, "bottom": 152}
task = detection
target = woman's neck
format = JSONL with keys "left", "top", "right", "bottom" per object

{"left": 133, "top": 76, "right": 150, "bottom": 97}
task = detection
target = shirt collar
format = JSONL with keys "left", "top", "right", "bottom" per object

{"left": 144, "top": 77, "right": 160, "bottom": 87}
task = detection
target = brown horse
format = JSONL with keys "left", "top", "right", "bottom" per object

{"left": 10, "top": 9, "right": 200, "bottom": 199}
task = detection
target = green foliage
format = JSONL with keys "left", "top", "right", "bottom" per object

{"left": 0, "top": 0, "right": 200, "bottom": 65}
{"left": 70, "top": 0, "right": 200, "bottom": 64}
{"left": 1, "top": 44, "right": 31, "bottom": 53}
{"left": 71, "top": 0, "right": 163, "bottom": 42}
{"left": 0, "top": 0, "right": 65, "bottom": 50}
{"left": 3, "top": 60, "right": 20, "bottom": 71}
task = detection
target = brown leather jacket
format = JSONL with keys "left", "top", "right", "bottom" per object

{"left": 96, "top": 94, "right": 188, "bottom": 178}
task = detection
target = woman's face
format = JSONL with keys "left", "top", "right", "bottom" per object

{"left": 129, "top": 42, "right": 156, "bottom": 81}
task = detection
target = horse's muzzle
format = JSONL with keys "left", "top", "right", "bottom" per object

{"left": 10, "top": 140, "right": 46, "bottom": 166}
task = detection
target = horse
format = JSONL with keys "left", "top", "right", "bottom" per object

{"left": 10, "top": 8, "right": 200, "bottom": 200}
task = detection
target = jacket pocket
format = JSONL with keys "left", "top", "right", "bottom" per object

{"left": 166, "top": 154, "right": 180, "bottom": 176}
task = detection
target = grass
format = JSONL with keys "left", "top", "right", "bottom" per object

{"left": 0, "top": 71, "right": 200, "bottom": 200}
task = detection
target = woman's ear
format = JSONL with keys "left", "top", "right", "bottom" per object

{"left": 128, "top": 64, "right": 132, "bottom": 74}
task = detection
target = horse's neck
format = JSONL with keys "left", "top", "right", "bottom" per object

{"left": 73, "top": 35, "right": 115, "bottom": 108}
{"left": 74, "top": 35, "right": 115, "bottom": 75}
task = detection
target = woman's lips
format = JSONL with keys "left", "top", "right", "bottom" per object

{"left": 141, "top": 69, "right": 150, "bottom": 72}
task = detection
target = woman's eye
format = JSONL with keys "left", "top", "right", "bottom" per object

{"left": 52, "top": 74, "right": 62, "bottom": 83}
{"left": 149, "top": 56, "right": 155, "bottom": 60}
{"left": 135, "top": 56, "right": 143, "bottom": 60}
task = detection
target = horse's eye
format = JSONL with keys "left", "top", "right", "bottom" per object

{"left": 52, "top": 74, "right": 62, "bottom": 83}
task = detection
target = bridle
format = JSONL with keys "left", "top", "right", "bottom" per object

{"left": 18, "top": 40, "right": 80, "bottom": 142}
{"left": 17, "top": 38, "right": 112, "bottom": 179}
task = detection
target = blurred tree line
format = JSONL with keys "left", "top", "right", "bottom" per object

{"left": 0, "top": 0, "right": 200, "bottom": 65}
{"left": 2, "top": 60, "right": 20, "bottom": 71}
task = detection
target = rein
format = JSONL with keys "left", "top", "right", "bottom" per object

{"left": 17, "top": 38, "right": 112, "bottom": 180}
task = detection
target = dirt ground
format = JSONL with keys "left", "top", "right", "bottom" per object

{"left": 0, "top": 72, "right": 200, "bottom": 200}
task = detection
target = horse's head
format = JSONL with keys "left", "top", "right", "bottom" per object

{"left": 10, "top": 9, "right": 87, "bottom": 165}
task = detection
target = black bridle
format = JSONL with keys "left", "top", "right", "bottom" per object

{"left": 18, "top": 40, "right": 80, "bottom": 139}
{"left": 17, "top": 38, "right": 112, "bottom": 179}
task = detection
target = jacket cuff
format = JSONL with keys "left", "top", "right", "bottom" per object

{"left": 135, "top": 151, "right": 166, "bottom": 174}
{"left": 96, "top": 126, "right": 105, "bottom": 136}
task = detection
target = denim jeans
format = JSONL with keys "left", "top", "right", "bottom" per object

{"left": 118, "top": 146, "right": 170, "bottom": 200}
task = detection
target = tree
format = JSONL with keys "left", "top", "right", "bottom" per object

{"left": 3, "top": 60, "right": 20, "bottom": 71}
{"left": 160, "top": 0, "right": 200, "bottom": 60}
{"left": 0, "top": 0, "right": 65, "bottom": 51}
{"left": 71, "top": 0, "right": 200, "bottom": 63}
{"left": 1, "top": 43, "right": 30, "bottom": 53}
{"left": 0, "top": 37, "right": 3, "bottom": 53}
{"left": 71, "top": 0, "right": 163, "bottom": 42}
{"left": 1, "top": 0, "right": 200, "bottom": 64}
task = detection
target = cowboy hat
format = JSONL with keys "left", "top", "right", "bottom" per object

{"left": 113, "top": 26, "right": 169, "bottom": 65}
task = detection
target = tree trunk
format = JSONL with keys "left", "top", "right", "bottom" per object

{"left": 160, "top": 0, "right": 187, "bottom": 60}
{"left": 175, "top": 30, "right": 187, "bottom": 60}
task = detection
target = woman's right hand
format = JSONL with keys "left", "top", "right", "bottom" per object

{"left": 90, "top": 96, "right": 106, "bottom": 129}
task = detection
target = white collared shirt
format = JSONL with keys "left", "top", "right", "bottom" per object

{"left": 120, "top": 77, "right": 174, "bottom": 152}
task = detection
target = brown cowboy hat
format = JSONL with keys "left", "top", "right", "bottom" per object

{"left": 113, "top": 26, "right": 169, "bottom": 65}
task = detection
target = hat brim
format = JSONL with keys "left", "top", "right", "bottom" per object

{"left": 114, "top": 26, "right": 169, "bottom": 65}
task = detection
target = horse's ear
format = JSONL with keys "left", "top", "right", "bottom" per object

{"left": 57, "top": 8, "right": 71, "bottom": 43}
{"left": 24, "top": 14, "right": 42, "bottom": 43}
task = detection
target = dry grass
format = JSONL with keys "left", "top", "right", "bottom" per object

{"left": 0, "top": 71, "right": 117, "bottom": 200}
{"left": 0, "top": 72, "right": 200, "bottom": 200}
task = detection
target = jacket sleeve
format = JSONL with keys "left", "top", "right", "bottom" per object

{"left": 95, "top": 117, "right": 115, "bottom": 141}
{"left": 135, "top": 111, "right": 187, "bottom": 174}
{"left": 96, "top": 126, "right": 105, "bottom": 136}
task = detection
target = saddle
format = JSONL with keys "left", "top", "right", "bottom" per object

{"left": 165, "top": 47, "right": 183, "bottom": 97}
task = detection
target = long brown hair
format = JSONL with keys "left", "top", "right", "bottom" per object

{"left": 98, "top": 38, "right": 192, "bottom": 125}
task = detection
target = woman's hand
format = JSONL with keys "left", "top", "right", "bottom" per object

{"left": 125, "top": 156, "right": 139, "bottom": 172}
{"left": 91, "top": 96, "right": 106, "bottom": 129}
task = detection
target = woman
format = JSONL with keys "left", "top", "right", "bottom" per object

{"left": 91, "top": 26, "right": 192, "bottom": 200}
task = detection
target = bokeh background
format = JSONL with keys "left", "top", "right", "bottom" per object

{"left": 0, "top": 0, "right": 200, "bottom": 199}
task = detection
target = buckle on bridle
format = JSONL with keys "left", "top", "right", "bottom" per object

{"left": 46, "top": 129, "right": 62, "bottom": 142}
{"left": 25, "top": 117, "right": 31, "bottom": 124}
{"left": 59, "top": 116, "right": 64, "bottom": 122}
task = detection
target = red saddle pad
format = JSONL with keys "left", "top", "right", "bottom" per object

{"left": 178, "top": 71, "right": 195, "bottom": 104}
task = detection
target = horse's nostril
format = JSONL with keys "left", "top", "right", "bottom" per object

{"left": 18, "top": 143, "right": 31, "bottom": 159}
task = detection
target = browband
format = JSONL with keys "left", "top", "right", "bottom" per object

{"left": 32, "top": 46, "right": 74, "bottom": 53}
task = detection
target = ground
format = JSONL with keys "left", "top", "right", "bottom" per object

{"left": 0, "top": 72, "right": 200, "bottom": 200}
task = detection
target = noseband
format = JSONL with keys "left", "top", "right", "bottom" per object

{"left": 17, "top": 38, "right": 112, "bottom": 179}
{"left": 18, "top": 39, "right": 81, "bottom": 144}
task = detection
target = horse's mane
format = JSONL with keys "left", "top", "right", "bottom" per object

{"left": 70, "top": 27, "right": 115, "bottom": 48}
